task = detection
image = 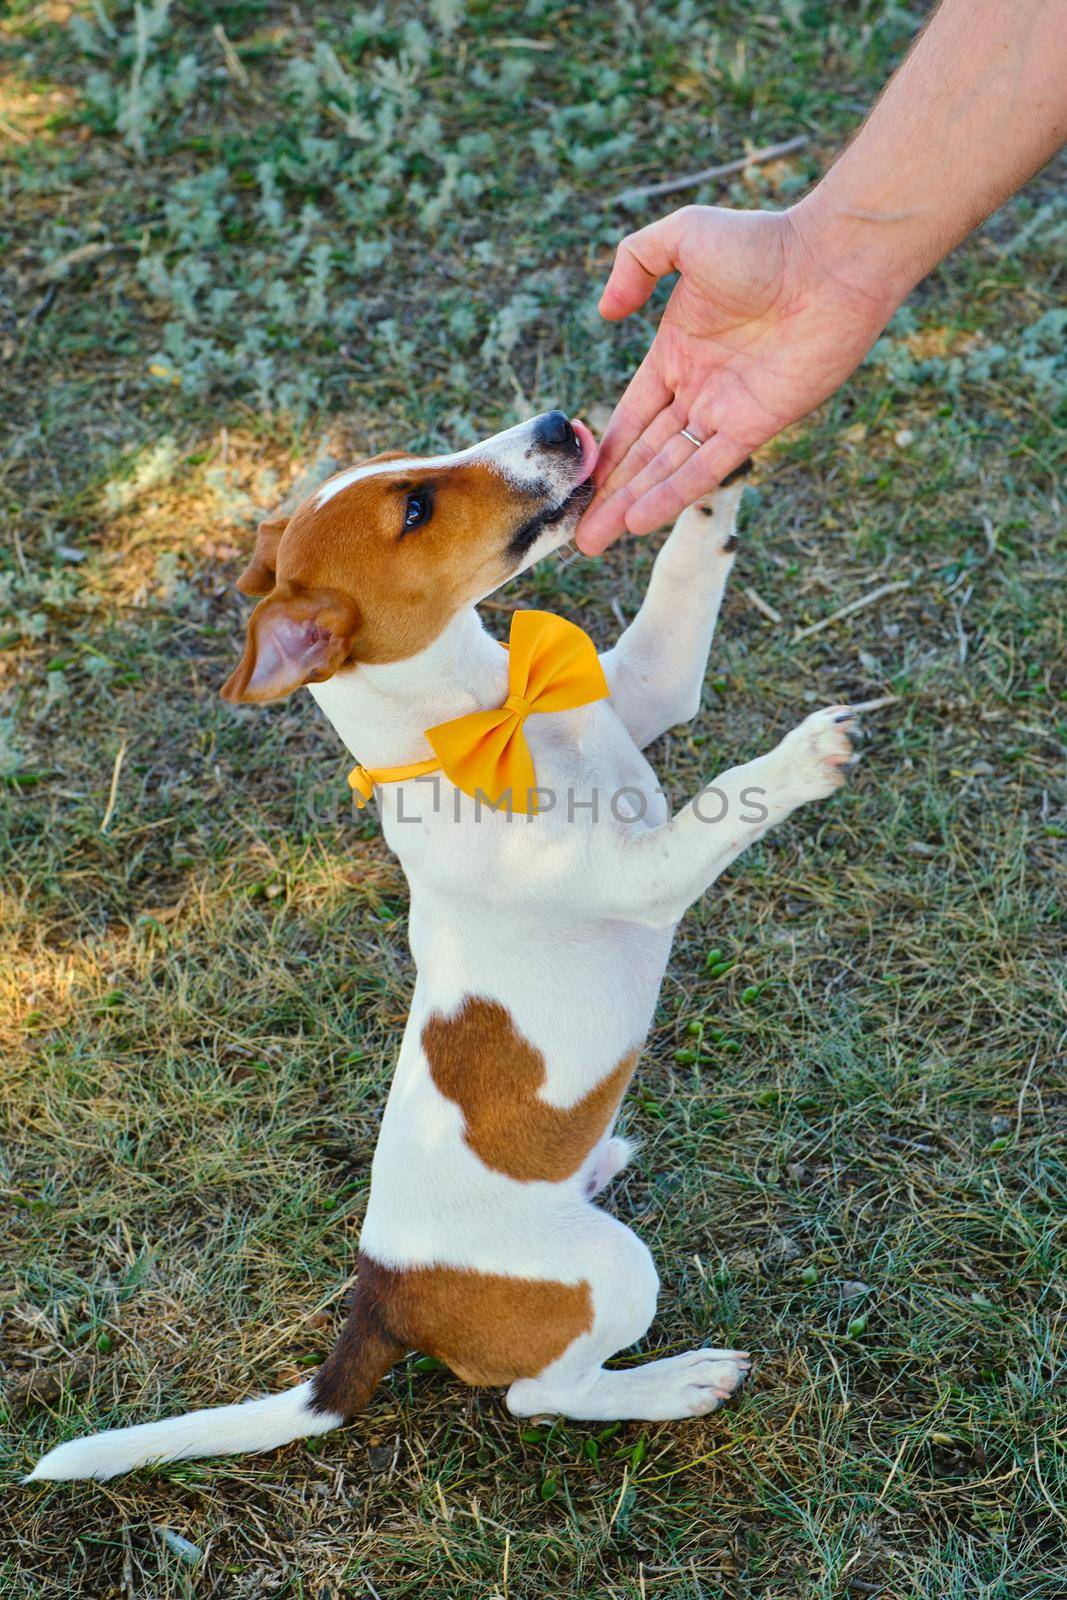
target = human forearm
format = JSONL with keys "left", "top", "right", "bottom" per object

{"left": 791, "top": 0, "right": 1067, "bottom": 303}
{"left": 578, "top": 0, "right": 1067, "bottom": 553}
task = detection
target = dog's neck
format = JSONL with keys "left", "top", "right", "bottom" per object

{"left": 307, "top": 606, "right": 508, "bottom": 769}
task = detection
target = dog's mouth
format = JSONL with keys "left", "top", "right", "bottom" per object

{"left": 570, "top": 416, "right": 599, "bottom": 485}
{"left": 506, "top": 417, "right": 598, "bottom": 562}
{"left": 545, "top": 476, "right": 595, "bottom": 523}
{"left": 507, "top": 477, "right": 594, "bottom": 562}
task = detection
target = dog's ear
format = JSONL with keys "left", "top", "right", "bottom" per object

{"left": 220, "top": 582, "right": 360, "bottom": 704}
{"left": 236, "top": 512, "right": 289, "bottom": 597}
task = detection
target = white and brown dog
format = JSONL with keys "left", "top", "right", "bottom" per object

{"left": 30, "top": 412, "right": 855, "bottom": 1481}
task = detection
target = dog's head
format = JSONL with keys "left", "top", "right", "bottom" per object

{"left": 220, "top": 411, "right": 597, "bottom": 703}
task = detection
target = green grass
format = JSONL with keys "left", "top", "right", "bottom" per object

{"left": 1, "top": 2, "right": 1065, "bottom": 1596}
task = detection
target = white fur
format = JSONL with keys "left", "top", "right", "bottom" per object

{"left": 29, "top": 472, "right": 851, "bottom": 1478}
{"left": 25, "top": 1382, "right": 337, "bottom": 1483}
{"left": 310, "top": 481, "right": 841, "bottom": 1423}
{"left": 315, "top": 417, "right": 573, "bottom": 506}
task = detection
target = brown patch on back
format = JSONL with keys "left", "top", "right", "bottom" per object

{"left": 423, "top": 996, "right": 638, "bottom": 1183}
{"left": 310, "top": 1252, "right": 592, "bottom": 1413}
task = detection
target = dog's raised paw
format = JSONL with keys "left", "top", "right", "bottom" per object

{"left": 778, "top": 705, "right": 858, "bottom": 800}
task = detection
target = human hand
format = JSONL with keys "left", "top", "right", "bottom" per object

{"left": 576, "top": 204, "right": 902, "bottom": 554}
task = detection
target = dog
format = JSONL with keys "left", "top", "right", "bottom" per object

{"left": 29, "top": 411, "right": 855, "bottom": 1481}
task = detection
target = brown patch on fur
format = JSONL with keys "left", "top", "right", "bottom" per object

{"left": 423, "top": 996, "right": 638, "bottom": 1183}
{"left": 310, "top": 1252, "right": 592, "bottom": 1414}
{"left": 236, "top": 512, "right": 289, "bottom": 596}
{"left": 284, "top": 458, "right": 527, "bottom": 663}
{"left": 220, "top": 581, "right": 360, "bottom": 703}
{"left": 222, "top": 451, "right": 546, "bottom": 701}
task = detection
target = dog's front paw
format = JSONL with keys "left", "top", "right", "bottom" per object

{"left": 777, "top": 706, "right": 857, "bottom": 801}
{"left": 694, "top": 482, "right": 744, "bottom": 554}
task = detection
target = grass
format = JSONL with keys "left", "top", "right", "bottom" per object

{"left": 1, "top": 1, "right": 1064, "bottom": 1595}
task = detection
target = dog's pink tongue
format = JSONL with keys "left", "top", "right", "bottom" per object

{"left": 571, "top": 417, "right": 599, "bottom": 483}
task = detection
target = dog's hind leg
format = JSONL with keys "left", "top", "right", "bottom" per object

{"left": 506, "top": 1212, "right": 750, "bottom": 1423}
{"left": 509, "top": 1345, "right": 751, "bottom": 1423}
{"left": 599, "top": 468, "right": 749, "bottom": 750}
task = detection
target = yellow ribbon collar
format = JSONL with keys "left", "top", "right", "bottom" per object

{"left": 348, "top": 610, "right": 609, "bottom": 816}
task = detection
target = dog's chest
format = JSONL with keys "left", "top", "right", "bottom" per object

{"left": 380, "top": 701, "right": 667, "bottom": 889}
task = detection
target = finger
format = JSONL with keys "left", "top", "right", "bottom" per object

{"left": 597, "top": 397, "right": 689, "bottom": 498}
{"left": 594, "top": 357, "right": 673, "bottom": 488}
{"left": 598, "top": 207, "right": 694, "bottom": 321}
{"left": 577, "top": 408, "right": 690, "bottom": 555}
{"left": 602, "top": 405, "right": 702, "bottom": 507}
{"left": 625, "top": 432, "right": 754, "bottom": 536}
{"left": 576, "top": 469, "right": 651, "bottom": 555}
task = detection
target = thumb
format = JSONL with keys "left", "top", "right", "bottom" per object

{"left": 598, "top": 208, "right": 693, "bottom": 321}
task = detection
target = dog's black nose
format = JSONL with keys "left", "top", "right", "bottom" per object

{"left": 532, "top": 410, "right": 577, "bottom": 452}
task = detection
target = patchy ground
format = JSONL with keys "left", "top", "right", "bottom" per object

{"left": 1, "top": 3, "right": 1064, "bottom": 1596}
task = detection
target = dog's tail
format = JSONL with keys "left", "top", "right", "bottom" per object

{"left": 26, "top": 1300, "right": 401, "bottom": 1483}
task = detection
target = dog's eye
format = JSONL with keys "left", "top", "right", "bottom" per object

{"left": 403, "top": 490, "right": 433, "bottom": 532}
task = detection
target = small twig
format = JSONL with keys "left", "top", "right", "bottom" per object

{"left": 876, "top": 1434, "right": 909, "bottom": 1504}
{"left": 610, "top": 596, "right": 628, "bottom": 631}
{"left": 99, "top": 739, "right": 128, "bottom": 834}
{"left": 881, "top": 1132, "right": 937, "bottom": 1155}
{"left": 848, "top": 693, "right": 902, "bottom": 715}
{"left": 489, "top": 36, "right": 555, "bottom": 50}
{"left": 34, "top": 241, "right": 116, "bottom": 286}
{"left": 10, "top": 523, "right": 29, "bottom": 580}
{"left": 27, "top": 283, "right": 57, "bottom": 325}
{"left": 743, "top": 584, "right": 782, "bottom": 624}
{"left": 610, "top": 1466, "right": 630, "bottom": 1526}
{"left": 1015, "top": 1047, "right": 1039, "bottom": 1139}
{"left": 121, "top": 1525, "right": 135, "bottom": 1600}
{"left": 604, "top": 135, "right": 808, "bottom": 207}
{"left": 0, "top": 112, "right": 30, "bottom": 145}
{"left": 952, "top": 583, "right": 972, "bottom": 664}
{"left": 943, "top": 515, "right": 997, "bottom": 595}
{"left": 793, "top": 579, "right": 911, "bottom": 642}
{"left": 213, "top": 24, "right": 250, "bottom": 86}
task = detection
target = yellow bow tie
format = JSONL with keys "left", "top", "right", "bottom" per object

{"left": 348, "top": 610, "right": 609, "bottom": 815}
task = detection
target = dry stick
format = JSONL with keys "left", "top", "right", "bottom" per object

{"left": 0, "top": 112, "right": 30, "bottom": 145}
{"left": 34, "top": 241, "right": 116, "bottom": 285}
{"left": 743, "top": 584, "right": 783, "bottom": 624}
{"left": 1015, "top": 1046, "right": 1040, "bottom": 1139}
{"left": 876, "top": 1434, "right": 910, "bottom": 1504}
{"left": 213, "top": 24, "right": 250, "bottom": 86}
{"left": 793, "top": 579, "right": 911, "bottom": 642}
{"left": 99, "top": 740, "right": 128, "bottom": 835}
{"left": 604, "top": 134, "right": 808, "bottom": 207}
{"left": 848, "top": 693, "right": 902, "bottom": 714}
